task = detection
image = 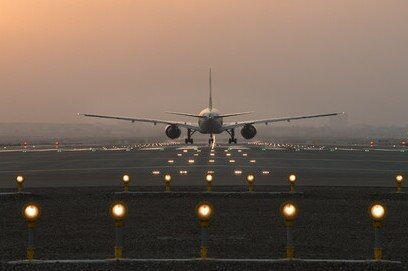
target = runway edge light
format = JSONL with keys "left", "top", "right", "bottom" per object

{"left": 280, "top": 201, "right": 298, "bottom": 259}
{"left": 110, "top": 201, "right": 128, "bottom": 259}
{"left": 205, "top": 173, "right": 214, "bottom": 192}
{"left": 368, "top": 202, "right": 387, "bottom": 261}
{"left": 288, "top": 174, "right": 297, "bottom": 192}
{"left": 122, "top": 174, "right": 130, "bottom": 193}
{"left": 22, "top": 202, "right": 41, "bottom": 261}
{"left": 246, "top": 174, "right": 255, "bottom": 192}
{"left": 16, "top": 175, "right": 25, "bottom": 193}
{"left": 395, "top": 174, "right": 404, "bottom": 193}
{"left": 196, "top": 201, "right": 214, "bottom": 259}
{"left": 164, "top": 174, "right": 172, "bottom": 192}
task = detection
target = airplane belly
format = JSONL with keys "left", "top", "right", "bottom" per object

{"left": 199, "top": 119, "right": 223, "bottom": 134}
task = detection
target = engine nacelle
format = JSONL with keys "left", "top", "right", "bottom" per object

{"left": 241, "top": 124, "right": 257, "bottom": 139}
{"left": 165, "top": 125, "right": 181, "bottom": 139}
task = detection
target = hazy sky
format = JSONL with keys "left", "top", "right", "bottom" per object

{"left": 1, "top": 1, "right": 407, "bottom": 125}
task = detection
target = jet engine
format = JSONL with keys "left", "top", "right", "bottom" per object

{"left": 240, "top": 124, "right": 257, "bottom": 139}
{"left": 165, "top": 125, "right": 181, "bottom": 139}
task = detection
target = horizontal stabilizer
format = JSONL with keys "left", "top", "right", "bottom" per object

{"left": 214, "top": 111, "right": 254, "bottom": 118}
{"left": 165, "top": 112, "right": 205, "bottom": 118}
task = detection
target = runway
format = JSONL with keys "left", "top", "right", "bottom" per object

{"left": 0, "top": 143, "right": 407, "bottom": 188}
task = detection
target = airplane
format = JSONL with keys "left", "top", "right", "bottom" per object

{"left": 79, "top": 70, "right": 343, "bottom": 145}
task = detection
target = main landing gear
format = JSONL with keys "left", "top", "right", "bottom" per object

{"left": 185, "top": 128, "right": 195, "bottom": 144}
{"left": 227, "top": 129, "right": 237, "bottom": 144}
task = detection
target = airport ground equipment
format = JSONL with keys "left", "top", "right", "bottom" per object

{"left": 395, "top": 175, "right": 404, "bottom": 193}
{"left": 288, "top": 174, "right": 297, "bottom": 193}
{"left": 280, "top": 201, "right": 298, "bottom": 259}
{"left": 246, "top": 174, "right": 255, "bottom": 192}
{"left": 369, "top": 202, "right": 386, "bottom": 261}
{"left": 196, "top": 202, "right": 214, "bottom": 259}
{"left": 205, "top": 174, "right": 214, "bottom": 192}
{"left": 22, "top": 202, "right": 41, "bottom": 261}
{"left": 122, "top": 175, "right": 130, "bottom": 193}
{"left": 164, "top": 174, "right": 172, "bottom": 192}
{"left": 16, "top": 176, "right": 25, "bottom": 193}
{"left": 110, "top": 202, "right": 127, "bottom": 259}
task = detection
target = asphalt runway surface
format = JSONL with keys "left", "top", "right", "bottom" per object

{"left": 0, "top": 143, "right": 407, "bottom": 188}
{"left": 1, "top": 143, "right": 408, "bottom": 270}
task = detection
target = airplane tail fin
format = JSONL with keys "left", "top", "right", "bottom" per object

{"left": 209, "top": 68, "right": 213, "bottom": 110}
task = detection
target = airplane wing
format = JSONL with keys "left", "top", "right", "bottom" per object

{"left": 222, "top": 112, "right": 344, "bottom": 130}
{"left": 79, "top": 113, "right": 200, "bottom": 130}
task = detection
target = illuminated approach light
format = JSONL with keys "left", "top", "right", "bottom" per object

{"left": 396, "top": 175, "right": 403, "bottom": 183}
{"left": 164, "top": 174, "right": 172, "bottom": 182}
{"left": 370, "top": 204, "right": 386, "bottom": 221}
{"left": 196, "top": 202, "right": 214, "bottom": 221}
{"left": 16, "top": 176, "right": 24, "bottom": 183}
{"left": 281, "top": 202, "right": 298, "bottom": 221}
{"left": 23, "top": 205, "right": 40, "bottom": 222}
{"left": 289, "top": 174, "right": 296, "bottom": 182}
{"left": 122, "top": 175, "right": 130, "bottom": 182}
{"left": 111, "top": 203, "right": 127, "bottom": 220}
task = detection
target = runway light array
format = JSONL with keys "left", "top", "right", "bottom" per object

{"left": 168, "top": 160, "right": 174, "bottom": 163}
{"left": 249, "top": 159, "right": 256, "bottom": 163}
{"left": 243, "top": 153, "right": 248, "bottom": 156}
{"left": 179, "top": 170, "right": 188, "bottom": 175}
{"left": 152, "top": 171, "right": 160, "bottom": 176}
{"left": 188, "top": 159, "right": 195, "bottom": 164}
{"left": 229, "top": 159, "right": 235, "bottom": 163}
{"left": 209, "top": 159, "right": 215, "bottom": 163}
{"left": 234, "top": 170, "right": 242, "bottom": 176}
{"left": 262, "top": 170, "right": 270, "bottom": 175}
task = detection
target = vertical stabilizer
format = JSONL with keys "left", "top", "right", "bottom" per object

{"left": 209, "top": 68, "right": 213, "bottom": 110}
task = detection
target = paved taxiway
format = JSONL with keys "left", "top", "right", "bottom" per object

{"left": 0, "top": 144, "right": 407, "bottom": 188}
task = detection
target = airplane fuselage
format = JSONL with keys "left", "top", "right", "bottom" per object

{"left": 198, "top": 108, "right": 223, "bottom": 134}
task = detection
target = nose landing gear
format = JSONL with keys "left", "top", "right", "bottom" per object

{"left": 209, "top": 134, "right": 215, "bottom": 146}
